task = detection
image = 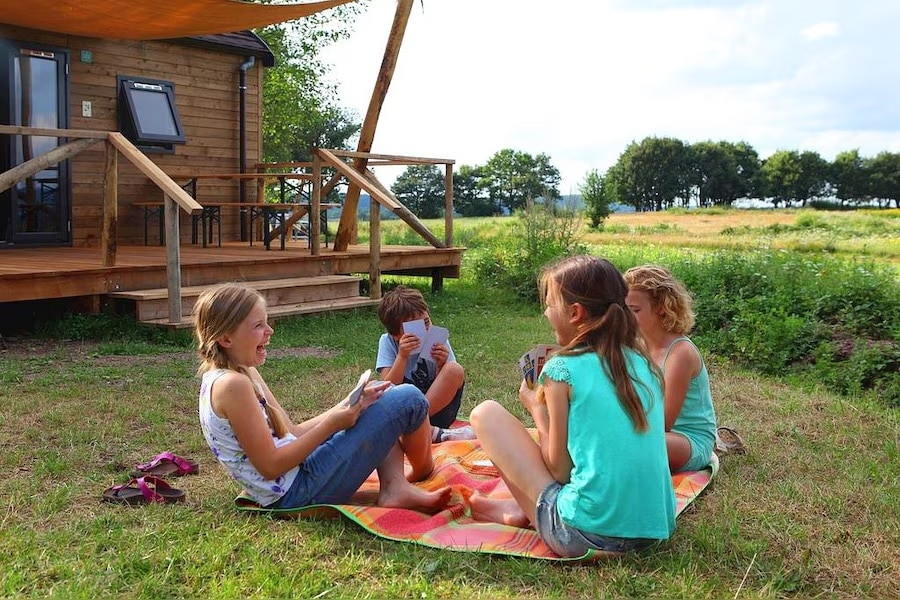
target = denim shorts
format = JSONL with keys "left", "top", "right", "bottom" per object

{"left": 534, "top": 482, "right": 657, "bottom": 558}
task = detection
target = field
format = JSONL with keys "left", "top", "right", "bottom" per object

{"left": 1, "top": 208, "right": 898, "bottom": 598}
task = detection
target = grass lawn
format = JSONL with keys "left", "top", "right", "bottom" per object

{"left": 1, "top": 209, "right": 898, "bottom": 598}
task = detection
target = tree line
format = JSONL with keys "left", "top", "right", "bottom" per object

{"left": 389, "top": 139, "right": 900, "bottom": 222}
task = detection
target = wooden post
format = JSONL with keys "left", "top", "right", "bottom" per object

{"left": 369, "top": 194, "right": 381, "bottom": 300}
{"left": 444, "top": 162, "right": 453, "bottom": 248}
{"left": 333, "top": 0, "right": 414, "bottom": 251}
{"left": 164, "top": 195, "right": 183, "bottom": 324}
{"left": 101, "top": 141, "right": 118, "bottom": 267}
{"left": 311, "top": 153, "right": 322, "bottom": 255}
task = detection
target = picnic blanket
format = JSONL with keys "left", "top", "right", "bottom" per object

{"left": 236, "top": 438, "right": 718, "bottom": 561}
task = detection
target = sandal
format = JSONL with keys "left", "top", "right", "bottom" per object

{"left": 102, "top": 475, "right": 186, "bottom": 505}
{"left": 715, "top": 426, "right": 747, "bottom": 455}
{"left": 132, "top": 452, "right": 199, "bottom": 478}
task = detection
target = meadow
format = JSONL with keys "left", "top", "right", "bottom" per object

{"left": 1, "top": 208, "right": 898, "bottom": 598}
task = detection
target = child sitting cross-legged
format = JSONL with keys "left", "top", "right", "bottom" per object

{"left": 376, "top": 286, "right": 475, "bottom": 443}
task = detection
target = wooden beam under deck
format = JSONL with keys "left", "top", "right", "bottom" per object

{"left": 0, "top": 243, "right": 464, "bottom": 303}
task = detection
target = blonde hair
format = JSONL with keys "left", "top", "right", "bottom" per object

{"left": 538, "top": 255, "right": 660, "bottom": 432}
{"left": 193, "top": 283, "right": 291, "bottom": 438}
{"left": 624, "top": 265, "right": 695, "bottom": 335}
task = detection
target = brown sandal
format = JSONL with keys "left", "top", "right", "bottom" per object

{"left": 715, "top": 426, "right": 747, "bottom": 455}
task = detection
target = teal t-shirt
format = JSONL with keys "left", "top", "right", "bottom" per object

{"left": 540, "top": 349, "right": 675, "bottom": 540}
{"left": 664, "top": 337, "right": 717, "bottom": 468}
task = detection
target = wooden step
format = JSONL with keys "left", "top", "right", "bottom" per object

{"left": 141, "top": 296, "right": 381, "bottom": 330}
{"left": 107, "top": 276, "right": 369, "bottom": 323}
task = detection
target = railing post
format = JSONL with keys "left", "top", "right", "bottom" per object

{"left": 311, "top": 153, "right": 322, "bottom": 255}
{"left": 444, "top": 162, "right": 453, "bottom": 247}
{"left": 101, "top": 141, "right": 118, "bottom": 266}
{"left": 164, "top": 195, "right": 183, "bottom": 324}
{"left": 370, "top": 194, "right": 381, "bottom": 300}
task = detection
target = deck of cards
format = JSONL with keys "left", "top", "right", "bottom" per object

{"left": 344, "top": 369, "right": 372, "bottom": 407}
{"left": 401, "top": 319, "right": 449, "bottom": 363}
{"left": 518, "top": 344, "right": 557, "bottom": 389}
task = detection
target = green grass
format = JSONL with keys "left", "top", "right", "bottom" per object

{"left": 1, "top": 266, "right": 898, "bottom": 598}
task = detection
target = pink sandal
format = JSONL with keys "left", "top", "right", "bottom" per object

{"left": 102, "top": 475, "right": 186, "bottom": 505}
{"left": 132, "top": 452, "right": 199, "bottom": 478}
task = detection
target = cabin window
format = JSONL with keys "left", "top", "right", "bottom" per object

{"left": 117, "top": 76, "right": 186, "bottom": 153}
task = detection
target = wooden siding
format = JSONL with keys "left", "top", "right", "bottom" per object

{"left": 0, "top": 25, "right": 264, "bottom": 246}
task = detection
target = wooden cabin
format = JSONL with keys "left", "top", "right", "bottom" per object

{"left": 0, "top": 0, "right": 465, "bottom": 329}
{"left": 0, "top": 26, "right": 275, "bottom": 247}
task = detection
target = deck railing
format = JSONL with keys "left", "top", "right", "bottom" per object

{"left": 0, "top": 126, "right": 457, "bottom": 319}
{"left": 0, "top": 125, "right": 201, "bottom": 323}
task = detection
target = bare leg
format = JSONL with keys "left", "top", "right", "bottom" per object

{"left": 469, "top": 493, "right": 530, "bottom": 527}
{"left": 400, "top": 420, "right": 435, "bottom": 482}
{"left": 376, "top": 442, "right": 451, "bottom": 514}
{"left": 470, "top": 400, "right": 555, "bottom": 525}
{"left": 666, "top": 431, "right": 692, "bottom": 472}
{"left": 425, "top": 361, "right": 465, "bottom": 415}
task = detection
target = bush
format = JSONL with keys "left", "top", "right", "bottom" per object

{"left": 471, "top": 206, "right": 588, "bottom": 300}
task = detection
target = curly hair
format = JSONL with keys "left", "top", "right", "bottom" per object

{"left": 623, "top": 265, "right": 695, "bottom": 335}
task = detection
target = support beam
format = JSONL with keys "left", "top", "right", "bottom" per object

{"left": 0, "top": 138, "right": 101, "bottom": 194}
{"left": 101, "top": 142, "right": 118, "bottom": 267}
{"left": 333, "top": 0, "right": 414, "bottom": 251}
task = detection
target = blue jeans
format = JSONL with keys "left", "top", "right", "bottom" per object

{"left": 271, "top": 383, "right": 428, "bottom": 508}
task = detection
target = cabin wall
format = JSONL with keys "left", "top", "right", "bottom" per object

{"left": 0, "top": 25, "right": 263, "bottom": 246}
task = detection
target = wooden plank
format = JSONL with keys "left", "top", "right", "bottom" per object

{"left": 327, "top": 149, "right": 455, "bottom": 165}
{"left": 370, "top": 194, "right": 382, "bottom": 300}
{"left": 0, "top": 137, "right": 102, "bottom": 194}
{"left": 0, "top": 125, "right": 108, "bottom": 139}
{"left": 164, "top": 196, "right": 183, "bottom": 324}
{"left": 444, "top": 163, "right": 454, "bottom": 247}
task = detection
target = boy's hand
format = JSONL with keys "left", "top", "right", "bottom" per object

{"left": 397, "top": 332, "right": 421, "bottom": 358}
{"left": 430, "top": 343, "right": 449, "bottom": 368}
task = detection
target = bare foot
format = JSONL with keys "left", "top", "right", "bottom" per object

{"left": 469, "top": 493, "right": 530, "bottom": 527}
{"left": 377, "top": 482, "right": 451, "bottom": 515}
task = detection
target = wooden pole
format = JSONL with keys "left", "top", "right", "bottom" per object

{"left": 333, "top": 0, "right": 414, "bottom": 251}
{"left": 0, "top": 138, "right": 101, "bottom": 194}
{"left": 311, "top": 153, "right": 322, "bottom": 255}
{"left": 444, "top": 162, "right": 453, "bottom": 247}
{"left": 101, "top": 141, "right": 118, "bottom": 267}
{"left": 369, "top": 194, "right": 381, "bottom": 300}
{"left": 164, "top": 195, "right": 183, "bottom": 324}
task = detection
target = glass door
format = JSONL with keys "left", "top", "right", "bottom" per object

{"left": 1, "top": 42, "right": 70, "bottom": 246}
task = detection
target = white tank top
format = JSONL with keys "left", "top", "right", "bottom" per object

{"left": 198, "top": 368, "right": 299, "bottom": 506}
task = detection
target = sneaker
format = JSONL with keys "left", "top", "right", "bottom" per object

{"left": 432, "top": 425, "right": 477, "bottom": 443}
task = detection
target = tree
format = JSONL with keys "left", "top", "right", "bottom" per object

{"left": 612, "top": 137, "right": 691, "bottom": 211}
{"left": 796, "top": 150, "right": 829, "bottom": 206}
{"left": 832, "top": 149, "right": 870, "bottom": 207}
{"left": 761, "top": 150, "right": 802, "bottom": 207}
{"left": 453, "top": 165, "right": 492, "bottom": 216}
{"left": 579, "top": 169, "right": 613, "bottom": 228}
{"left": 482, "top": 149, "right": 561, "bottom": 214}
{"left": 869, "top": 151, "right": 900, "bottom": 208}
{"left": 256, "top": 5, "right": 362, "bottom": 164}
{"left": 391, "top": 165, "right": 445, "bottom": 218}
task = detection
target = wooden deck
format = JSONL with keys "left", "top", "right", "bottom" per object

{"left": 0, "top": 241, "right": 465, "bottom": 304}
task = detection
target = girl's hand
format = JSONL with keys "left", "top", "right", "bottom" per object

{"left": 397, "top": 333, "right": 421, "bottom": 359}
{"left": 358, "top": 380, "right": 392, "bottom": 409}
{"left": 323, "top": 400, "right": 364, "bottom": 432}
{"left": 518, "top": 379, "right": 540, "bottom": 410}
{"left": 430, "top": 343, "right": 449, "bottom": 368}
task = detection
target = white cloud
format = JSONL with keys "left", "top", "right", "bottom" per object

{"left": 319, "top": 0, "right": 900, "bottom": 192}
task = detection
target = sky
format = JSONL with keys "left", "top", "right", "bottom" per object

{"left": 319, "top": 0, "right": 900, "bottom": 194}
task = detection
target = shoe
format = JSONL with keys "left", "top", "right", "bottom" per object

{"left": 433, "top": 425, "right": 476, "bottom": 443}
{"left": 131, "top": 451, "right": 199, "bottom": 478}
{"left": 102, "top": 475, "right": 186, "bottom": 505}
{"left": 715, "top": 426, "right": 747, "bottom": 455}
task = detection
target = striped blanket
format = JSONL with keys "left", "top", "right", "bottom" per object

{"left": 236, "top": 438, "right": 718, "bottom": 561}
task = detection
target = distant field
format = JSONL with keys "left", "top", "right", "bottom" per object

{"left": 582, "top": 208, "right": 900, "bottom": 264}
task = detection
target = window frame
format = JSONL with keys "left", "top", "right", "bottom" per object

{"left": 117, "top": 75, "right": 186, "bottom": 152}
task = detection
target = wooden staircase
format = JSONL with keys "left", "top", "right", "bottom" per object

{"left": 108, "top": 275, "right": 379, "bottom": 329}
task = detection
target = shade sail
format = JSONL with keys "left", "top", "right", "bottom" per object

{"left": 1, "top": 0, "right": 356, "bottom": 40}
